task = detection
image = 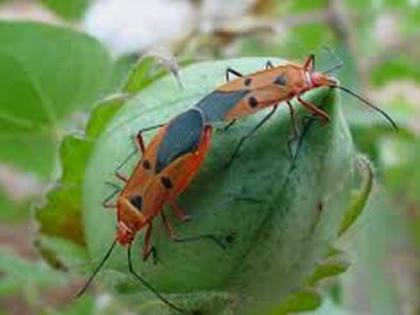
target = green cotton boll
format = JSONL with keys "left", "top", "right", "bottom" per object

{"left": 82, "top": 58, "right": 357, "bottom": 315}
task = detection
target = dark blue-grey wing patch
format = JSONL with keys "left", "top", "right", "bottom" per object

{"left": 155, "top": 109, "right": 205, "bottom": 174}
{"left": 195, "top": 90, "right": 250, "bottom": 123}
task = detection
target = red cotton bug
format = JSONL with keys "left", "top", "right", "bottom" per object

{"left": 77, "top": 108, "right": 228, "bottom": 313}
{"left": 195, "top": 54, "right": 398, "bottom": 161}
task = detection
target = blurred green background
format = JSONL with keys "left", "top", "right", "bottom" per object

{"left": 0, "top": 0, "right": 419, "bottom": 314}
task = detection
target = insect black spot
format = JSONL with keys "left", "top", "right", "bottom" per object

{"left": 248, "top": 96, "right": 258, "bottom": 108}
{"left": 129, "top": 195, "right": 143, "bottom": 211}
{"left": 142, "top": 159, "right": 151, "bottom": 170}
{"left": 274, "top": 75, "right": 287, "bottom": 86}
{"left": 244, "top": 77, "right": 252, "bottom": 86}
{"left": 161, "top": 176, "right": 172, "bottom": 189}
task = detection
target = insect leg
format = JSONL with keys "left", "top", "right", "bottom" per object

{"left": 102, "top": 186, "right": 120, "bottom": 208}
{"left": 224, "top": 119, "right": 236, "bottom": 131}
{"left": 173, "top": 233, "right": 236, "bottom": 251}
{"left": 161, "top": 212, "right": 176, "bottom": 238}
{"left": 224, "top": 105, "right": 278, "bottom": 167}
{"left": 296, "top": 94, "right": 330, "bottom": 122}
{"left": 105, "top": 181, "right": 121, "bottom": 190}
{"left": 169, "top": 202, "right": 190, "bottom": 222}
{"left": 142, "top": 223, "right": 158, "bottom": 264}
{"left": 303, "top": 54, "right": 315, "bottom": 71}
{"left": 225, "top": 67, "right": 244, "bottom": 82}
{"left": 76, "top": 239, "right": 118, "bottom": 297}
{"left": 112, "top": 123, "right": 166, "bottom": 180}
{"left": 265, "top": 60, "right": 274, "bottom": 69}
{"left": 292, "top": 113, "right": 319, "bottom": 159}
{"left": 161, "top": 212, "right": 233, "bottom": 251}
{"left": 230, "top": 196, "right": 264, "bottom": 203}
{"left": 113, "top": 151, "right": 137, "bottom": 180}
{"left": 115, "top": 171, "right": 128, "bottom": 182}
{"left": 127, "top": 246, "right": 185, "bottom": 313}
{"left": 217, "top": 119, "right": 236, "bottom": 132}
{"left": 135, "top": 123, "right": 166, "bottom": 155}
{"left": 113, "top": 149, "right": 138, "bottom": 182}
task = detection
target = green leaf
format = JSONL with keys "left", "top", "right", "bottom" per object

{"left": 47, "top": 295, "right": 95, "bottom": 315}
{"left": 337, "top": 155, "right": 373, "bottom": 237}
{"left": 265, "top": 247, "right": 350, "bottom": 314}
{"left": 80, "top": 58, "right": 359, "bottom": 314}
{"left": 0, "top": 249, "right": 67, "bottom": 296}
{"left": 340, "top": 192, "right": 408, "bottom": 315}
{"left": 0, "top": 21, "right": 112, "bottom": 177}
{"left": 123, "top": 55, "right": 182, "bottom": 94}
{"left": 54, "top": 294, "right": 151, "bottom": 315}
{"left": 0, "top": 21, "right": 114, "bottom": 223}
{"left": 123, "top": 56, "right": 163, "bottom": 93}
{"left": 107, "top": 55, "right": 138, "bottom": 92}
{"left": 238, "top": 25, "right": 334, "bottom": 63}
{"left": 382, "top": 138, "right": 420, "bottom": 248}
{"left": 40, "top": 0, "right": 91, "bottom": 20}
{"left": 304, "top": 297, "right": 354, "bottom": 315}
{"left": 36, "top": 136, "right": 91, "bottom": 246}
{"left": 0, "top": 190, "right": 32, "bottom": 222}
{"left": 270, "top": 288, "right": 322, "bottom": 315}
{"left": 287, "top": 0, "right": 328, "bottom": 12}
{"left": 371, "top": 57, "right": 420, "bottom": 86}
{"left": 306, "top": 258, "right": 350, "bottom": 287}
{"left": 36, "top": 235, "right": 88, "bottom": 271}
{"left": 36, "top": 95, "right": 127, "bottom": 250}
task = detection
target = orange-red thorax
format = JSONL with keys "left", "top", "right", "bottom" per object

{"left": 115, "top": 122, "right": 212, "bottom": 246}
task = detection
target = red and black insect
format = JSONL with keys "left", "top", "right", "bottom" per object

{"left": 195, "top": 54, "right": 397, "bottom": 161}
{"left": 77, "top": 108, "right": 230, "bottom": 313}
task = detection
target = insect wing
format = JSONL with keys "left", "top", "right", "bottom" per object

{"left": 144, "top": 127, "right": 212, "bottom": 217}
{"left": 195, "top": 90, "right": 250, "bottom": 123}
{"left": 155, "top": 109, "right": 205, "bottom": 173}
{"left": 121, "top": 126, "right": 166, "bottom": 196}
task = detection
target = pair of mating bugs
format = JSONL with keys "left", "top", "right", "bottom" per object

{"left": 77, "top": 54, "right": 397, "bottom": 313}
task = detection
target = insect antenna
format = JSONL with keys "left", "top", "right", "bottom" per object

{"left": 322, "top": 62, "right": 343, "bottom": 74}
{"left": 319, "top": 45, "right": 343, "bottom": 74}
{"left": 76, "top": 239, "right": 118, "bottom": 297}
{"left": 330, "top": 85, "right": 398, "bottom": 131}
{"left": 127, "top": 246, "right": 186, "bottom": 314}
{"left": 321, "top": 45, "right": 342, "bottom": 67}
